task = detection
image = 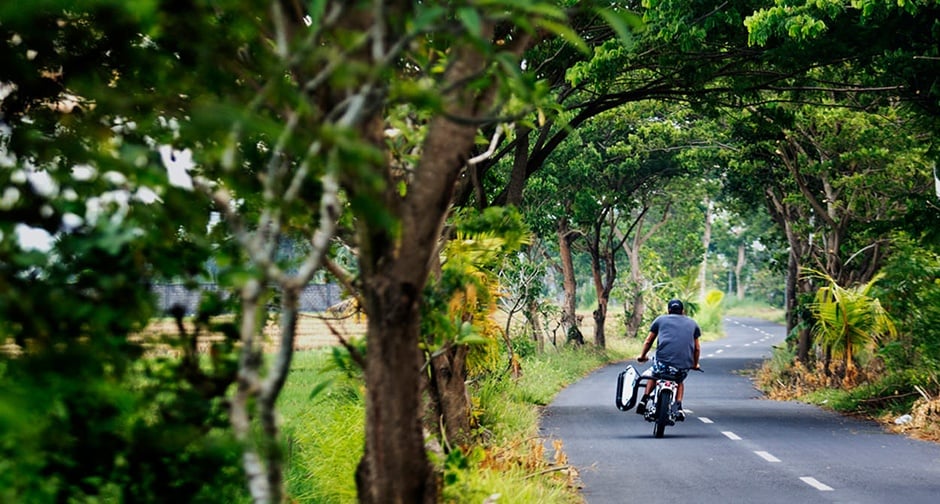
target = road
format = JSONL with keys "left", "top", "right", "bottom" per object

{"left": 539, "top": 317, "right": 940, "bottom": 503}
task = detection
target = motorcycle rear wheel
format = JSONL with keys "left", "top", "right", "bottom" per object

{"left": 653, "top": 389, "right": 672, "bottom": 438}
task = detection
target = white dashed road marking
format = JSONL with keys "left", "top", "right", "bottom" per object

{"left": 708, "top": 321, "right": 833, "bottom": 495}
{"left": 800, "top": 477, "right": 834, "bottom": 491}
{"left": 754, "top": 451, "right": 781, "bottom": 463}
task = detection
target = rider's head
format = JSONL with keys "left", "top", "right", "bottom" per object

{"left": 667, "top": 299, "right": 684, "bottom": 315}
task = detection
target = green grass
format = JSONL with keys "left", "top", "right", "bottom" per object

{"left": 723, "top": 298, "right": 786, "bottom": 324}
{"left": 279, "top": 350, "right": 363, "bottom": 503}
{"left": 801, "top": 369, "right": 930, "bottom": 417}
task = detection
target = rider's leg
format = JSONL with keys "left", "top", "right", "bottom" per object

{"left": 675, "top": 382, "right": 686, "bottom": 421}
{"left": 636, "top": 378, "right": 656, "bottom": 413}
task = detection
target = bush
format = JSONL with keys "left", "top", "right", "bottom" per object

{"left": 0, "top": 343, "right": 246, "bottom": 503}
{"left": 875, "top": 234, "right": 940, "bottom": 373}
{"left": 697, "top": 289, "right": 724, "bottom": 334}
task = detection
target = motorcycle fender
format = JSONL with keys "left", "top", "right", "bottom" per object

{"left": 615, "top": 364, "right": 640, "bottom": 411}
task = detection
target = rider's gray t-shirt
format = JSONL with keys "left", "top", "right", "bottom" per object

{"left": 649, "top": 314, "right": 701, "bottom": 369}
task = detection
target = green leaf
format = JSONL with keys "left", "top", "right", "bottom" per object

{"left": 307, "top": 0, "right": 327, "bottom": 30}
{"left": 457, "top": 7, "right": 482, "bottom": 38}
{"left": 596, "top": 8, "right": 644, "bottom": 48}
{"left": 536, "top": 18, "right": 589, "bottom": 55}
{"left": 412, "top": 4, "right": 446, "bottom": 32}
{"left": 308, "top": 379, "right": 333, "bottom": 400}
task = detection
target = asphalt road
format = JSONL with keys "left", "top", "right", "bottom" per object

{"left": 539, "top": 317, "right": 940, "bottom": 503}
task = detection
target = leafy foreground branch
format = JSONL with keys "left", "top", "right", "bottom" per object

{"left": 278, "top": 341, "right": 634, "bottom": 503}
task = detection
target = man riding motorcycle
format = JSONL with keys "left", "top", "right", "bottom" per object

{"left": 636, "top": 299, "right": 701, "bottom": 420}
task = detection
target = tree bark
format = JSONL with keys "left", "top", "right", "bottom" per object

{"left": 526, "top": 296, "right": 546, "bottom": 353}
{"left": 505, "top": 126, "right": 531, "bottom": 206}
{"left": 735, "top": 243, "right": 746, "bottom": 300}
{"left": 557, "top": 216, "right": 579, "bottom": 339}
{"left": 589, "top": 241, "right": 623, "bottom": 349}
{"left": 427, "top": 344, "right": 472, "bottom": 447}
{"left": 588, "top": 239, "right": 611, "bottom": 349}
{"left": 700, "top": 197, "right": 712, "bottom": 300}
{"left": 356, "top": 279, "right": 433, "bottom": 504}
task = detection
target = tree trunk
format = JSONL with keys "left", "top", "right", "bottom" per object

{"left": 589, "top": 255, "right": 606, "bottom": 349}
{"left": 592, "top": 303, "right": 607, "bottom": 348}
{"left": 699, "top": 197, "right": 712, "bottom": 300}
{"left": 785, "top": 245, "right": 804, "bottom": 359}
{"left": 505, "top": 126, "right": 531, "bottom": 206}
{"left": 426, "top": 345, "right": 472, "bottom": 447}
{"left": 626, "top": 292, "right": 645, "bottom": 339}
{"left": 623, "top": 224, "right": 646, "bottom": 339}
{"left": 618, "top": 206, "right": 667, "bottom": 338}
{"left": 557, "top": 217, "right": 579, "bottom": 338}
{"left": 735, "top": 242, "right": 746, "bottom": 300}
{"left": 356, "top": 281, "right": 434, "bottom": 504}
{"left": 526, "top": 297, "right": 545, "bottom": 353}
{"left": 784, "top": 225, "right": 814, "bottom": 364}
{"left": 589, "top": 246, "right": 617, "bottom": 349}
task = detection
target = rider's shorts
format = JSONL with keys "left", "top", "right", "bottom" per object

{"left": 650, "top": 359, "right": 688, "bottom": 382}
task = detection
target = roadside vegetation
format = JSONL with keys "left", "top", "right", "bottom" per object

{"left": 756, "top": 238, "right": 940, "bottom": 442}
{"left": 276, "top": 316, "right": 634, "bottom": 503}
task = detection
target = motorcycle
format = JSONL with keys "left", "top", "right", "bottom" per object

{"left": 615, "top": 363, "right": 701, "bottom": 438}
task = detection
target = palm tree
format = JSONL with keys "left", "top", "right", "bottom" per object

{"left": 805, "top": 269, "right": 896, "bottom": 386}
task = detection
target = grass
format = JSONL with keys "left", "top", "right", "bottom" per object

{"left": 723, "top": 298, "right": 786, "bottom": 324}
{"left": 279, "top": 350, "right": 364, "bottom": 503}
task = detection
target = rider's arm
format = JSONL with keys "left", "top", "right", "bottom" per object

{"left": 692, "top": 338, "right": 701, "bottom": 369}
{"left": 637, "top": 331, "right": 656, "bottom": 362}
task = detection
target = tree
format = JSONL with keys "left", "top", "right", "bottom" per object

{"left": 457, "top": 0, "right": 913, "bottom": 214}
{"left": 498, "top": 240, "right": 554, "bottom": 354}
{"left": 619, "top": 200, "right": 671, "bottom": 338}
{"left": 311, "top": 4, "right": 639, "bottom": 502}
{"left": 806, "top": 269, "right": 897, "bottom": 385}
{"left": 421, "top": 207, "right": 530, "bottom": 447}
{"left": 723, "top": 94, "right": 935, "bottom": 362}
{"left": 709, "top": 203, "right": 780, "bottom": 300}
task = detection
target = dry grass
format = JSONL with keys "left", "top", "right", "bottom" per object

{"left": 757, "top": 359, "right": 940, "bottom": 444}
{"left": 134, "top": 308, "right": 642, "bottom": 361}
{"left": 882, "top": 397, "right": 940, "bottom": 443}
{"left": 139, "top": 312, "right": 368, "bottom": 354}
{"left": 6, "top": 307, "right": 618, "bottom": 357}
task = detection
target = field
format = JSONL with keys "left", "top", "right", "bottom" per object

{"left": 1, "top": 308, "right": 611, "bottom": 357}
{"left": 138, "top": 309, "right": 609, "bottom": 354}
{"left": 139, "top": 311, "right": 369, "bottom": 354}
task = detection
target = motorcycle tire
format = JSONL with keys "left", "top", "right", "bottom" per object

{"left": 653, "top": 389, "right": 672, "bottom": 438}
